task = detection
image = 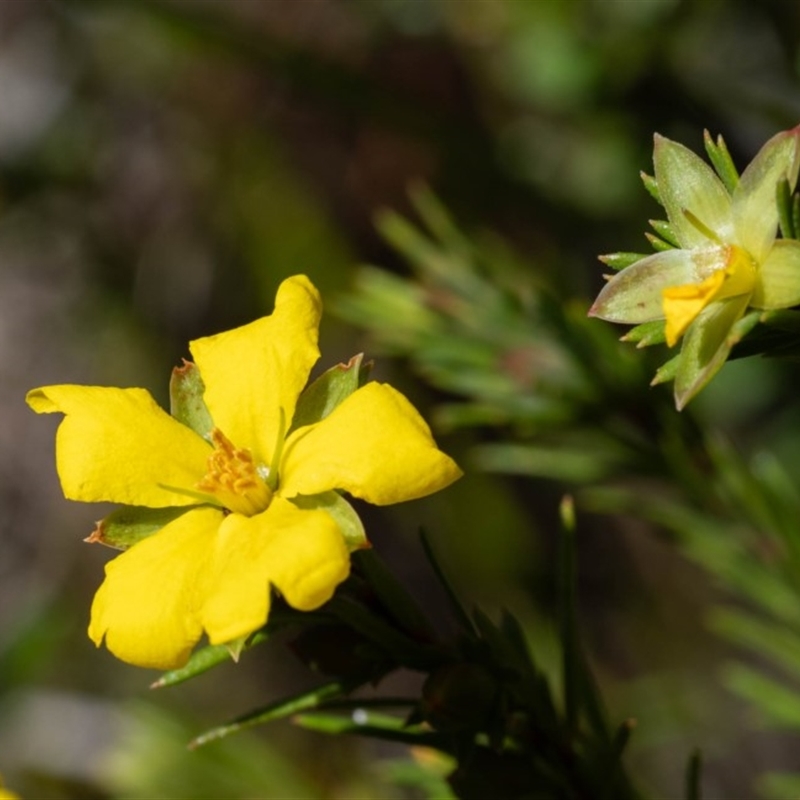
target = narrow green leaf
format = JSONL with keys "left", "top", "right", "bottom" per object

{"left": 649, "top": 219, "right": 680, "bottom": 247}
{"left": 472, "top": 607, "right": 521, "bottom": 675}
{"left": 189, "top": 678, "right": 362, "bottom": 748}
{"left": 152, "top": 631, "right": 270, "bottom": 689}
{"left": 87, "top": 505, "right": 190, "bottom": 550}
{"left": 685, "top": 748, "right": 703, "bottom": 800}
{"left": 640, "top": 171, "right": 661, "bottom": 203}
{"left": 295, "top": 710, "right": 447, "bottom": 748}
{"left": 708, "top": 607, "right": 800, "bottom": 685}
{"left": 611, "top": 718, "right": 636, "bottom": 760}
{"left": 723, "top": 662, "right": 800, "bottom": 729}
{"left": 704, "top": 130, "right": 739, "bottom": 193}
{"left": 290, "top": 353, "right": 371, "bottom": 432}
{"left": 419, "top": 528, "right": 477, "bottom": 638}
{"left": 353, "top": 548, "right": 437, "bottom": 642}
{"left": 376, "top": 209, "right": 440, "bottom": 274}
{"left": 559, "top": 498, "right": 579, "bottom": 736}
{"left": 473, "top": 441, "right": 622, "bottom": 483}
{"left": 645, "top": 232, "right": 675, "bottom": 252}
{"left": 169, "top": 360, "right": 214, "bottom": 440}
{"left": 651, "top": 353, "right": 680, "bottom": 385}
{"left": 558, "top": 497, "right": 609, "bottom": 740}
{"left": 325, "top": 595, "right": 447, "bottom": 671}
{"left": 409, "top": 182, "right": 472, "bottom": 260}
{"left": 757, "top": 771, "right": 800, "bottom": 800}
{"left": 499, "top": 609, "right": 537, "bottom": 675}
{"left": 621, "top": 320, "right": 667, "bottom": 347}
{"left": 598, "top": 252, "right": 649, "bottom": 271}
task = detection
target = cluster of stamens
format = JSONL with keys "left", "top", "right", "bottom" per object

{"left": 196, "top": 429, "right": 273, "bottom": 516}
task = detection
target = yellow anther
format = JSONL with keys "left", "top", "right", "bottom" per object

{"left": 196, "top": 429, "right": 273, "bottom": 516}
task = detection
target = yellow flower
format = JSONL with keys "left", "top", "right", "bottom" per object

{"left": 0, "top": 774, "right": 19, "bottom": 800}
{"left": 590, "top": 126, "right": 800, "bottom": 407}
{"left": 27, "top": 275, "right": 462, "bottom": 670}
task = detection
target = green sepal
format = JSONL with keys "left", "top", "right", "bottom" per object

{"left": 793, "top": 193, "right": 800, "bottom": 239}
{"left": 169, "top": 360, "right": 214, "bottom": 441}
{"left": 644, "top": 232, "right": 674, "bottom": 252}
{"left": 621, "top": 319, "right": 667, "bottom": 347}
{"left": 290, "top": 353, "right": 372, "bottom": 432}
{"left": 86, "top": 505, "right": 190, "bottom": 550}
{"left": 640, "top": 171, "right": 661, "bottom": 204}
{"left": 648, "top": 219, "right": 680, "bottom": 247}
{"left": 777, "top": 178, "right": 795, "bottom": 239}
{"left": 598, "top": 252, "right": 648, "bottom": 271}
{"left": 291, "top": 491, "right": 368, "bottom": 551}
{"left": 673, "top": 296, "right": 751, "bottom": 409}
{"left": 650, "top": 354, "right": 680, "bottom": 386}
{"left": 703, "top": 130, "right": 739, "bottom": 193}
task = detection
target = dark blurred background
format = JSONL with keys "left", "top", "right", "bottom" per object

{"left": 2, "top": 0, "right": 800, "bottom": 797}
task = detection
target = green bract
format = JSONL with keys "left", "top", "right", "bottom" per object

{"left": 589, "top": 126, "right": 800, "bottom": 409}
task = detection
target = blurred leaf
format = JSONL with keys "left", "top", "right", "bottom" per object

{"left": 102, "top": 700, "right": 319, "bottom": 799}
{"left": 756, "top": 771, "right": 800, "bottom": 800}
{"left": 472, "top": 437, "right": 627, "bottom": 483}
{"left": 723, "top": 662, "right": 800, "bottom": 729}
{"left": 707, "top": 608, "right": 800, "bottom": 686}
{"left": 379, "top": 749, "right": 457, "bottom": 800}
{"left": 685, "top": 748, "right": 703, "bottom": 800}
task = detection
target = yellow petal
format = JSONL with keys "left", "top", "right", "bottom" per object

{"left": 662, "top": 270, "right": 726, "bottom": 346}
{"left": 26, "top": 385, "right": 213, "bottom": 507}
{"left": 280, "top": 382, "right": 463, "bottom": 505}
{"left": 201, "top": 497, "right": 349, "bottom": 644}
{"left": 189, "top": 275, "right": 321, "bottom": 465}
{"left": 89, "top": 507, "right": 223, "bottom": 669}
{"left": 752, "top": 239, "right": 800, "bottom": 309}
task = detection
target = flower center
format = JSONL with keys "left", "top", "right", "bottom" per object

{"left": 662, "top": 244, "right": 757, "bottom": 346}
{"left": 196, "top": 429, "right": 273, "bottom": 516}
